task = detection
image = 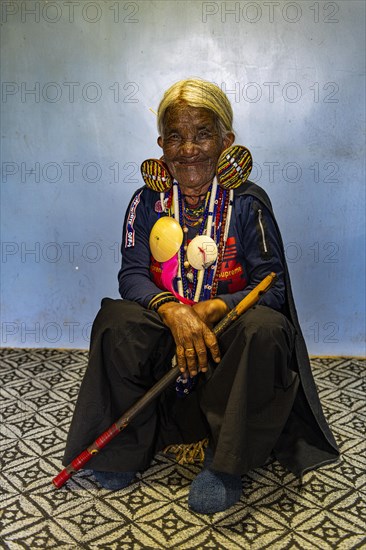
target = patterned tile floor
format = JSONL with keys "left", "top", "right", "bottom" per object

{"left": 0, "top": 349, "right": 365, "bottom": 549}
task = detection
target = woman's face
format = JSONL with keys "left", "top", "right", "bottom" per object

{"left": 158, "top": 104, "right": 234, "bottom": 191}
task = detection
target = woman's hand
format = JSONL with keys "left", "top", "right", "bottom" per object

{"left": 157, "top": 301, "right": 221, "bottom": 376}
{"left": 192, "top": 298, "right": 229, "bottom": 328}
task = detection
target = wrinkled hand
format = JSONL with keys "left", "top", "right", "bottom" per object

{"left": 192, "top": 298, "right": 229, "bottom": 328}
{"left": 157, "top": 301, "right": 222, "bottom": 376}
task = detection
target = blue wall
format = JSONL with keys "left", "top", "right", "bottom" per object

{"left": 1, "top": 0, "right": 365, "bottom": 354}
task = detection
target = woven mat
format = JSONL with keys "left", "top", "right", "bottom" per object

{"left": 1, "top": 349, "right": 365, "bottom": 549}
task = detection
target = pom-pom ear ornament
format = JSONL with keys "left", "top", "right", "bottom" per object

{"left": 141, "top": 158, "right": 173, "bottom": 192}
{"left": 216, "top": 145, "right": 252, "bottom": 189}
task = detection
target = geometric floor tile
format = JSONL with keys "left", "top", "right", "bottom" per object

{"left": 0, "top": 348, "right": 365, "bottom": 549}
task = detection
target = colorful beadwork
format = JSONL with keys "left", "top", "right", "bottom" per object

{"left": 141, "top": 144, "right": 252, "bottom": 193}
{"left": 141, "top": 158, "right": 173, "bottom": 192}
{"left": 144, "top": 146, "right": 249, "bottom": 302}
{"left": 183, "top": 203, "right": 205, "bottom": 227}
{"left": 163, "top": 180, "right": 233, "bottom": 303}
{"left": 216, "top": 145, "right": 252, "bottom": 189}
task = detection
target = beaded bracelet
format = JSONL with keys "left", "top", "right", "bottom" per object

{"left": 148, "top": 292, "right": 179, "bottom": 312}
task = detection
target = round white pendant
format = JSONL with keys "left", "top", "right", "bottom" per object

{"left": 186, "top": 235, "right": 218, "bottom": 270}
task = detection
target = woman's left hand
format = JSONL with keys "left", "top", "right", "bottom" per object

{"left": 192, "top": 298, "right": 229, "bottom": 328}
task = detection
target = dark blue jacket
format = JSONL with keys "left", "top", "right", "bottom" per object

{"left": 118, "top": 181, "right": 340, "bottom": 477}
{"left": 119, "top": 185, "right": 285, "bottom": 311}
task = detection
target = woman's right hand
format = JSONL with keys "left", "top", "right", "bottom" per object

{"left": 157, "top": 301, "right": 221, "bottom": 376}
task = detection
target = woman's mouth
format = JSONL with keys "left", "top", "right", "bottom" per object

{"left": 177, "top": 160, "right": 206, "bottom": 165}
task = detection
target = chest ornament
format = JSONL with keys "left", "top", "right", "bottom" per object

{"left": 145, "top": 145, "right": 252, "bottom": 303}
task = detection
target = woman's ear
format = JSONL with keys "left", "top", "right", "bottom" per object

{"left": 157, "top": 136, "right": 163, "bottom": 149}
{"left": 223, "top": 132, "right": 235, "bottom": 149}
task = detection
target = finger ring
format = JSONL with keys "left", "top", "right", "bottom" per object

{"left": 185, "top": 348, "right": 195, "bottom": 352}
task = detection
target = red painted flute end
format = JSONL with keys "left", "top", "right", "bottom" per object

{"left": 52, "top": 469, "right": 70, "bottom": 489}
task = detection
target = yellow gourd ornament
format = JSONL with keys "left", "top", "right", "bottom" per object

{"left": 149, "top": 217, "right": 183, "bottom": 263}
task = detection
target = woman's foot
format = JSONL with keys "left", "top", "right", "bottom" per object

{"left": 92, "top": 470, "right": 136, "bottom": 490}
{"left": 188, "top": 447, "right": 242, "bottom": 514}
{"left": 188, "top": 468, "right": 242, "bottom": 514}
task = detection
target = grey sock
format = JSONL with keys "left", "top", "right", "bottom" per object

{"left": 188, "top": 449, "right": 242, "bottom": 514}
{"left": 92, "top": 470, "right": 136, "bottom": 490}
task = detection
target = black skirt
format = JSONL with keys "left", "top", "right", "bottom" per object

{"left": 62, "top": 299, "right": 299, "bottom": 476}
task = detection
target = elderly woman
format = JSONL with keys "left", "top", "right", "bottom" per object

{"left": 63, "top": 79, "right": 339, "bottom": 514}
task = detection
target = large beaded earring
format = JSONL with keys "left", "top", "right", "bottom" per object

{"left": 140, "top": 158, "right": 172, "bottom": 192}
{"left": 141, "top": 145, "right": 252, "bottom": 193}
{"left": 216, "top": 145, "right": 252, "bottom": 189}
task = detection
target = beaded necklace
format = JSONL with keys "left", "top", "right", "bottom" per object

{"left": 183, "top": 202, "right": 205, "bottom": 227}
{"left": 165, "top": 179, "right": 234, "bottom": 302}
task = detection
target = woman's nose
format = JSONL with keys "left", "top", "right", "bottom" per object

{"left": 180, "top": 138, "right": 200, "bottom": 155}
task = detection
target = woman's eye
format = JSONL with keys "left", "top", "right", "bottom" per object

{"left": 168, "top": 134, "right": 181, "bottom": 141}
{"left": 197, "top": 130, "right": 210, "bottom": 140}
